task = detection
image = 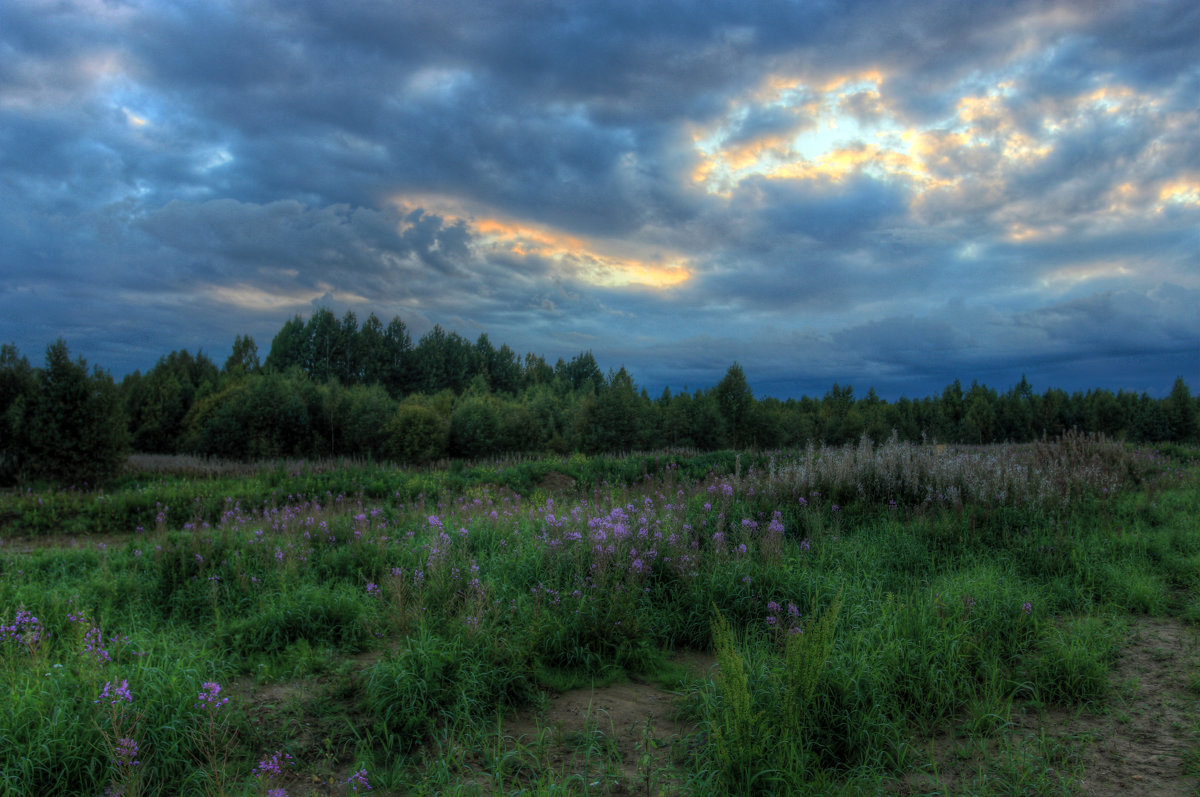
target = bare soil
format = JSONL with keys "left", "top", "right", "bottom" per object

{"left": 902, "top": 617, "right": 1200, "bottom": 796}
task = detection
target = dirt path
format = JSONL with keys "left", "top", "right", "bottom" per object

{"left": 465, "top": 652, "right": 715, "bottom": 796}
{"left": 1062, "top": 618, "right": 1199, "bottom": 796}
{"left": 904, "top": 617, "right": 1200, "bottom": 795}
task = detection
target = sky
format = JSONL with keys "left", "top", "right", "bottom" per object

{"left": 1, "top": 0, "right": 1197, "bottom": 401}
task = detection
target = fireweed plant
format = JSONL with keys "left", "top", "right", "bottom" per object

{"left": 0, "top": 435, "right": 1196, "bottom": 794}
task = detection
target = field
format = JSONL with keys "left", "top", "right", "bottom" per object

{"left": 2, "top": 435, "right": 1199, "bottom": 796}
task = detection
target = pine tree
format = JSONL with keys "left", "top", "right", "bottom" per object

{"left": 18, "top": 340, "right": 130, "bottom": 484}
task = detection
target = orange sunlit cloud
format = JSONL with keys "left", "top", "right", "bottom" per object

{"left": 1157, "top": 177, "right": 1200, "bottom": 208}
{"left": 390, "top": 194, "right": 691, "bottom": 289}
{"left": 688, "top": 70, "right": 1190, "bottom": 249}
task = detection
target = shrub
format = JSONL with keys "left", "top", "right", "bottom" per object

{"left": 385, "top": 403, "right": 448, "bottom": 463}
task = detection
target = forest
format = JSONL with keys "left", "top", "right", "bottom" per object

{"left": 1, "top": 307, "right": 1197, "bottom": 485}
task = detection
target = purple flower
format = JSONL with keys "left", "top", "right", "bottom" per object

{"left": 253, "top": 750, "right": 295, "bottom": 780}
{"left": 96, "top": 679, "right": 133, "bottom": 704}
{"left": 115, "top": 737, "right": 140, "bottom": 768}
{"left": 366, "top": 583, "right": 380, "bottom": 597}
{"left": 1023, "top": 601, "right": 1033, "bottom": 615}
{"left": 767, "top": 601, "right": 780, "bottom": 613}
{"left": 195, "top": 681, "right": 228, "bottom": 710}
{"left": 3, "top": 610, "right": 41, "bottom": 648}
{"left": 82, "top": 628, "right": 111, "bottom": 657}
{"left": 788, "top": 602, "right": 800, "bottom": 618}
{"left": 347, "top": 768, "right": 372, "bottom": 792}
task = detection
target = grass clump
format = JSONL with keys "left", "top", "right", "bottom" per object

{"left": 0, "top": 438, "right": 1195, "bottom": 794}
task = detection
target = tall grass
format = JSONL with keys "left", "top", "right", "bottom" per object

{"left": 0, "top": 435, "right": 1195, "bottom": 794}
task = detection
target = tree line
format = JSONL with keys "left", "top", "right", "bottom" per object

{"left": 2, "top": 308, "right": 1197, "bottom": 485}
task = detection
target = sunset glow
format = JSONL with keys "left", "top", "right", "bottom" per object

{"left": 1, "top": 0, "right": 1194, "bottom": 398}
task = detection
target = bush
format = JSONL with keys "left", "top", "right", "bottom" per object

{"left": 449, "top": 397, "right": 500, "bottom": 459}
{"left": 385, "top": 403, "right": 448, "bottom": 463}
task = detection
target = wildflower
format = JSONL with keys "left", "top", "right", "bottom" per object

{"left": 366, "top": 583, "right": 380, "bottom": 597}
{"left": 115, "top": 737, "right": 140, "bottom": 768}
{"left": 3, "top": 610, "right": 43, "bottom": 651}
{"left": 96, "top": 679, "right": 133, "bottom": 704}
{"left": 767, "top": 601, "right": 780, "bottom": 613}
{"left": 195, "top": 682, "right": 228, "bottom": 710}
{"left": 788, "top": 602, "right": 800, "bottom": 618}
{"left": 83, "top": 627, "right": 111, "bottom": 662}
{"left": 799, "top": 538, "right": 811, "bottom": 551}
{"left": 347, "top": 768, "right": 372, "bottom": 791}
{"left": 253, "top": 750, "right": 295, "bottom": 780}
{"left": 1023, "top": 601, "right": 1033, "bottom": 615}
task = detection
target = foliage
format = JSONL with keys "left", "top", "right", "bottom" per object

{"left": 4, "top": 340, "right": 130, "bottom": 485}
{"left": 0, "top": 443, "right": 1196, "bottom": 793}
{"left": 10, "top": 316, "right": 1200, "bottom": 483}
{"left": 386, "top": 402, "right": 448, "bottom": 464}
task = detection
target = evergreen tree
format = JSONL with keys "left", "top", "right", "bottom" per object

{"left": 0, "top": 344, "right": 36, "bottom": 484}
{"left": 715, "top": 362, "right": 754, "bottom": 449}
{"left": 1164, "top": 377, "right": 1198, "bottom": 442}
{"left": 16, "top": 340, "right": 130, "bottom": 484}
{"left": 382, "top": 316, "right": 415, "bottom": 397}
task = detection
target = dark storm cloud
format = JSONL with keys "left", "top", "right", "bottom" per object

{"left": 0, "top": 0, "right": 1196, "bottom": 397}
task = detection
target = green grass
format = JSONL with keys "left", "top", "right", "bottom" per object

{"left": 0, "top": 437, "right": 1197, "bottom": 795}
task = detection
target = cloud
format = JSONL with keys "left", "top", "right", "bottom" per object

{"left": 0, "top": 0, "right": 1196, "bottom": 399}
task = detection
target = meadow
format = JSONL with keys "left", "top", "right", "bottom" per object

{"left": 1, "top": 434, "right": 1198, "bottom": 796}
